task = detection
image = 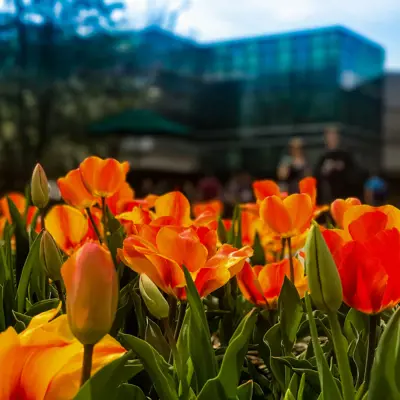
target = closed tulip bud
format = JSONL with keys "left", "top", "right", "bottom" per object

{"left": 31, "top": 163, "right": 49, "bottom": 209}
{"left": 40, "top": 231, "right": 63, "bottom": 281}
{"left": 305, "top": 223, "right": 343, "bottom": 313}
{"left": 139, "top": 274, "right": 169, "bottom": 319}
{"left": 61, "top": 242, "right": 118, "bottom": 345}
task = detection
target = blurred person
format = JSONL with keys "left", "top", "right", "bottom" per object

{"left": 139, "top": 178, "right": 154, "bottom": 197}
{"left": 315, "top": 127, "right": 355, "bottom": 203}
{"left": 197, "top": 171, "right": 222, "bottom": 201}
{"left": 277, "top": 137, "right": 310, "bottom": 194}
{"left": 364, "top": 170, "right": 388, "bottom": 206}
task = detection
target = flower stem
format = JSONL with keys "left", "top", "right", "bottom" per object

{"left": 327, "top": 311, "right": 355, "bottom": 400}
{"left": 280, "top": 237, "right": 286, "bottom": 261}
{"left": 174, "top": 302, "right": 187, "bottom": 342}
{"left": 364, "top": 313, "right": 379, "bottom": 386}
{"left": 287, "top": 237, "right": 295, "bottom": 283}
{"left": 54, "top": 280, "right": 66, "bottom": 314}
{"left": 80, "top": 343, "right": 94, "bottom": 387}
{"left": 86, "top": 208, "right": 102, "bottom": 244}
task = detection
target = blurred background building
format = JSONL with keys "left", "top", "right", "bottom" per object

{"left": 0, "top": 0, "right": 393, "bottom": 192}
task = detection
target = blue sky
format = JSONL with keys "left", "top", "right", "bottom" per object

{"left": 128, "top": 0, "right": 400, "bottom": 70}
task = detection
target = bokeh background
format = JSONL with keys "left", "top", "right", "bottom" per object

{"left": 0, "top": 0, "right": 398, "bottom": 207}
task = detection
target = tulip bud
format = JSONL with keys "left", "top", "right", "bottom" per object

{"left": 305, "top": 223, "right": 343, "bottom": 312}
{"left": 139, "top": 274, "right": 169, "bottom": 319}
{"left": 40, "top": 231, "right": 63, "bottom": 281}
{"left": 31, "top": 163, "right": 49, "bottom": 209}
{"left": 61, "top": 242, "right": 118, "bottom": 345}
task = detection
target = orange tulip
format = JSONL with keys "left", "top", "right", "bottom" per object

{"left": 62, "top": 242, "right": 118, "bottom": 345}
{"left": 252, "top": 180, "right": 281, "bottom": 202}
{"left": 57, "top": 168, "right": 97, "bottom": 209}
{"left": 0, "top": 307, "right": 125, "bottom": 399}
{"left": 119, "top": 225, "right": 252, "bottom": 299}
{"left": 79, "top": 156, "right": 129, "bottom": 198}
{"left": 116, "top": 206, "right": 153, "bottom": 235}
{"left": 45, "top": 205, "right": 89, "bottom": 254}
{"left": 330, "top": 197, "right": 362, "bottom": 228}
{"left": 237, "top": 259, "right": 308, "bottom": 308}
{"left": 0, "top": 192, "right": 26, "bottom": 222}
{"left": 192, "top": 200, "right": 223, "bottom": 219}
{"left": 323, "top": 205, "right": 400, "bottom": 314}
{"left": 260, "top": 194, "right": 313, "bottom": 238}
{"left": 154, "top": 191, "right": 192, "bottom": 226}
{"left": 106, "top": 181, "right": 135, "bottom": 215}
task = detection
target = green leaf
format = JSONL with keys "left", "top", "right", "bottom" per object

{"left": 183, "top": 267, "right": 218, "bottom": 389}
{"left": 0, "top": 285, "right": 5, "bottom": 331}
{"left": 263, "top": 323, "right": 286, "bottom": 391}
{"left": 273, "top": 356, "right": 315, "bottom": 371}
{"left": 13, "top": 310, "right": 32, "bottom": 326}
{"left": 16, "top": 232, "right": 43, "bottom": 313}
{"left": 284, "top": 389, "right": 296, "bottom": 400}
{"left": 25, "top": 298, "right": 60, "bottom": 316}
{"left": 344, "top": 309, "right": 368, "bottom": 343}
{"left": 279, "top": 277, "right": 303, "bottom": 353}
{"left": 120, "top": 334, "right": 179, "bottom": 400}
{"left": 298, "top": 374, "right": 306, "bottom": 400}
{"left": 74, "top": 351, "right": 142, "bottom": 400}
{"left": 131, "top": 289, "right": 146, "bottom": 338}
{"left": 217, "top": 217, "right": 228, "bottom": 244}
{"left": 369, "top": 307, "right": 400, "bottom": 400}
{"left": 198, "top": 309, "right": 257, "bottom": 400}
{"left": 237, "top": 380, "right": 253, "bottom": 400}
{"left": 251, "top": 232, "right": 265, "bottom": 266}
{"left": 7, "top": 196, "right": 29, "bottom": 284}
{"left": 145, "top": 318, "right": 170, "bottom": 361}
{"left": 305, "top": 294, "right": 342, "bottom": 400}
{"left": 115, "top": 384, "right": 147, "bottom": 400}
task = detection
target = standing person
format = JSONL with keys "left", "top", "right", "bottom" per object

{"left": 277, "top": 137, "right": 310, "bottom": 194}
{"left": 315, "top": 127, "right": 355, "bottom": 203}
{"left": 224, "top": 170, "right": 254, "bottom": 217}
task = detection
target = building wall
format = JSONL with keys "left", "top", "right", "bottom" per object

{"left": 383, "top": 72, "right": 400, "bottom": 174}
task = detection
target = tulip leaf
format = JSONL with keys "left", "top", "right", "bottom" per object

{"left": 368, "top": 307, "right": 400, "bottom": 400}
{"left": 263, "top": 323, "right": 286, "bottom": 392}
{"left": 305, "top": 294, "right": 342, "bottom": 400}
{"left": 25, "top": 298, "right": 60, "bottom": 317}
{"left": 183, "top": 267, "right": 218, "bottom": 389}
{"left": 13, "top": 310, "right": 32, "bottom": 326}
{"left": 237, "top": 380, "right": 254, "bottom": 400}
{"left": 217, "top": 217, "right": 227, "bottom": 244}
{"left": 145, "top": 318, "right": 170, "bottom": 361}
{"left": 16, "top": 231, "right": 43, "bottom": 313}
{"left": 131, "top": 289, "right": 146, "bottom": 338}
{"left": 279, "top": 277, "right": 303, "bottom": 354}
{"left": 7, "top": 196, "right": 29, "bottom": 284}
{"left": 197, "top": 309, "right": 257, "bottom": 400}
{"left": 284, "top": 389, "right": 296, "bottom": 400}
{"left": 344, "top": 309, "right": 368, "bottom": 343}
{"left": 0, "top": 285, "right": 5, "bottom": 331}
{"left": 120, "top": 333, "right": 179, "bottom": 400}
{"left": 251, "top": 232, "right": 265, "bottom": 266}
{"left": 298, "top": 374, "right": 306, "bottom": 399}
{"left": 115, "top": 384, "right": 147, "bottom": 400}
{"left": 74, "top": 351, "right": 143, "bottom": 400}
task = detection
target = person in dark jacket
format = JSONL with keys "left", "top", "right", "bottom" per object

{"left": 315, "top": 127, "right": 355, "bottom": 203}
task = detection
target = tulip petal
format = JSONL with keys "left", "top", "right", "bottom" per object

{"left": 45, "top": 205, "right": 89, "bottom": 253}
{"left": 348, "top": 210, "right": 388, "bottom": 242}
{"left": 237, "top": 262, "right": 266, "bottom": 306}
{"left": 299, "top": 177, "right": 317, "bottom": 206}
{"left": 156, "top": 227, "right": 208, "bottom": 273}
{"left": 154, "top": 191, "right": 192, "bottom": 226}
{"left": 260, "top": 195, "right": 292, "bottom": 235}
{"left": 193, "top": 266, "right": 231, "bottom": 298}
{"left": 252, "top": 180, "right": 281, "bottom": 201}
{"left": 342, "top": 204, "right": 375, "bottom": 233}
{"left": 283, "top": 193, "right": 313, "bottom": 235}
